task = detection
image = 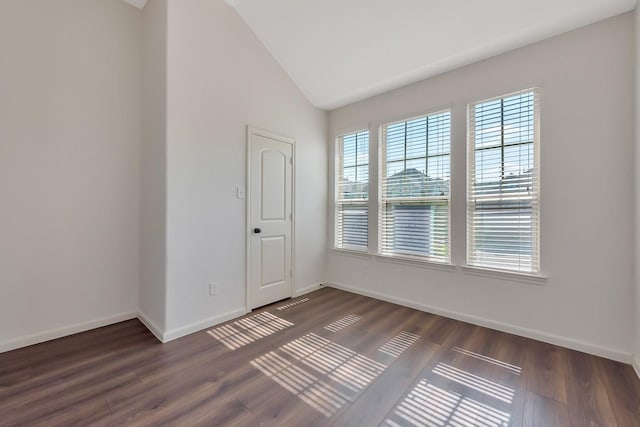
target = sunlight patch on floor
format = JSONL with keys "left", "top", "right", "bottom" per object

{"left": 277, "top": 298, "right": 310, "bottom": 311}
{"left": 452, "top": 347, "right": 521, "bottom": 375}
{"left": 383, "top": 380, "right": 510, "bottom": 427}
{"left": 432, "top": 363, "right": 515, "bottom": 404}
{"left": 378, "top": 331, "right": 420, "bottom": 358}
{"left": 324, "top": 314, "right": 361, "bottom": 332}
{"left": 251, "top": 332, "right": 387, "bottom": 416}
{"left": 207, "top": 312, "right": 293, "bottom": 350}
{"left": 251, "top": 351, "right": 349, "bottom": 417}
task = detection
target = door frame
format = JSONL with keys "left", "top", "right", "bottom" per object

{"left": 245, "top": 126, "right": 296, "bottom": 313}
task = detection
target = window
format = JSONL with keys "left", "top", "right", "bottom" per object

{"left": 467, "top": 89, "right": 540, "bottom": 273}
{"left": 335, "top": 130, "right": 369, "bottom": 250}
{"left": 379, "top": 112, "right": 451, "bottom": 262}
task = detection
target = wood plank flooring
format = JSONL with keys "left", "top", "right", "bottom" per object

{"left": 2, "top": 287, "right": 640, "bottom": 426}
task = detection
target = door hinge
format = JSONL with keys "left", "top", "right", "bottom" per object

{"left": 290, "top": 157, "right": 293, "bottom": 165}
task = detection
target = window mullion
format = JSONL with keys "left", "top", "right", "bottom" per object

{"left": 425, "top": 116, "right": 429, "bottom": 177}
{"left": 500, "top": 98, "right": 505, "bottom": 182}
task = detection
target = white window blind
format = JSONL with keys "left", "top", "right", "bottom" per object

{"left": 467, "top": 89, "right": 540, "bottom": 273}
{"left": 336, "top": 130, "right": 369, "bottom": 250}
{"left": 379, "top": 112, "right": 451, "bottom": 262}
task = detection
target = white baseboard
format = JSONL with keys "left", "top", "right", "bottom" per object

{"left": 632, "top": 355, "right": 640, "bottom": 380}
{"left": 2, "top": 304, "right": 281, "bottom": 353}
{"left": 326, "top": 281, "right": 632, "bottom": 364}
{"left": 137, "top": 311, "right": 165, "bottom": 343}
{"left": 162, "top": 308, "right": 246, "bottom": 342}
{"left": 0, "top": 311, "right": 138, "bottom": 354}
{"left": 294, "top": 283, "right": 323, "bottom": 297}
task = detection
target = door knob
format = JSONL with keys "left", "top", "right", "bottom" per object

{"left": 254, "top": 228, "right": 261, "bottom": 234}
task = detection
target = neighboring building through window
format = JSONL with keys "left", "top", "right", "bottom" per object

{"left": 335, "top": 130, "right": 369, "bottom": 250}
{"left": 467, "top": 89, "right": 540, "bottom": 273}
{"left": 379, "top": 111, "right": 451, "bottom": 262}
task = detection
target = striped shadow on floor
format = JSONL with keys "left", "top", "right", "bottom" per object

{"left": 251, "top": 332, "right": 387, "bottom": 417}
{"left": 207, "top": 311, "right": 293, "bottom": 350}
{"left": 324, "top": 314, "right": 361, "bottom": 332}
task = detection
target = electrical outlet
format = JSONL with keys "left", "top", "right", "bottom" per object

{"left": 209, "top": 282, "right": 219, "bottom": 296}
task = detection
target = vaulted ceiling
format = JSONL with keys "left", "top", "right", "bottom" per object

{"left": 226, "top": 0, "right": 636, "bottom": 110}
{"left": 125, "top": 0, "right": 637, "bottom": 110}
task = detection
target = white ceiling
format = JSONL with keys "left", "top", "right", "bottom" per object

{"left": 227, "top": 0, "right": 637, "bottom": 110}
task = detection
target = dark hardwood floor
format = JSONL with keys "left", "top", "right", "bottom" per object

{"left": 2, "top": 287, "right": 640, "bottom": 426}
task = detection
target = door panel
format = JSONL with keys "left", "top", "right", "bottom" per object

{"left": 260, "top": 236, "right": 286, "bottom": 287}
{"left": 260, "top": 151, "right": 286, "bottom": 221}
{"left": 248, "top": 129, "right": 293, "bottom": 309}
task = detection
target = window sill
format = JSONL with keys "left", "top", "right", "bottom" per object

{"left": 331, "top": 248, "right": 372, "bottom": 259}
{"left": 460, "top": 265, "right": 547, "bottom": 284}
{"left": 374, "top": 254, "right": 455, "bottom": 271}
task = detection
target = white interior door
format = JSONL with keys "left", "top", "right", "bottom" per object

{"left": 247, "top": 128, "right": 294, "bottom": 309}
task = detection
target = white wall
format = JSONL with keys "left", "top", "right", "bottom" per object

{"left": 328, "top": 13, "right": 635, "bottom": 361}
{"left": 139, "top": 0, "right": 167, "bottom": 337}
{"left": 164, "top": 0, "right": 328, "bottom": 336}
{"left": 0, "top": 0, "right": 141, "bottom": 350}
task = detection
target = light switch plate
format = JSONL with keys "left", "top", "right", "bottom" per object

{"left": 236, "top": 185, "right": 246, "bottom": 199}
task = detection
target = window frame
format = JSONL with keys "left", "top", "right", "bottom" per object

{"left": 335, "top": 130, "right": 370, "bottom": 252}
{"left": 466, "top": 88, "right": 541, "bottom": 274}
{"left": 378, "top": 110, "right": 452, "bottom": 264}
